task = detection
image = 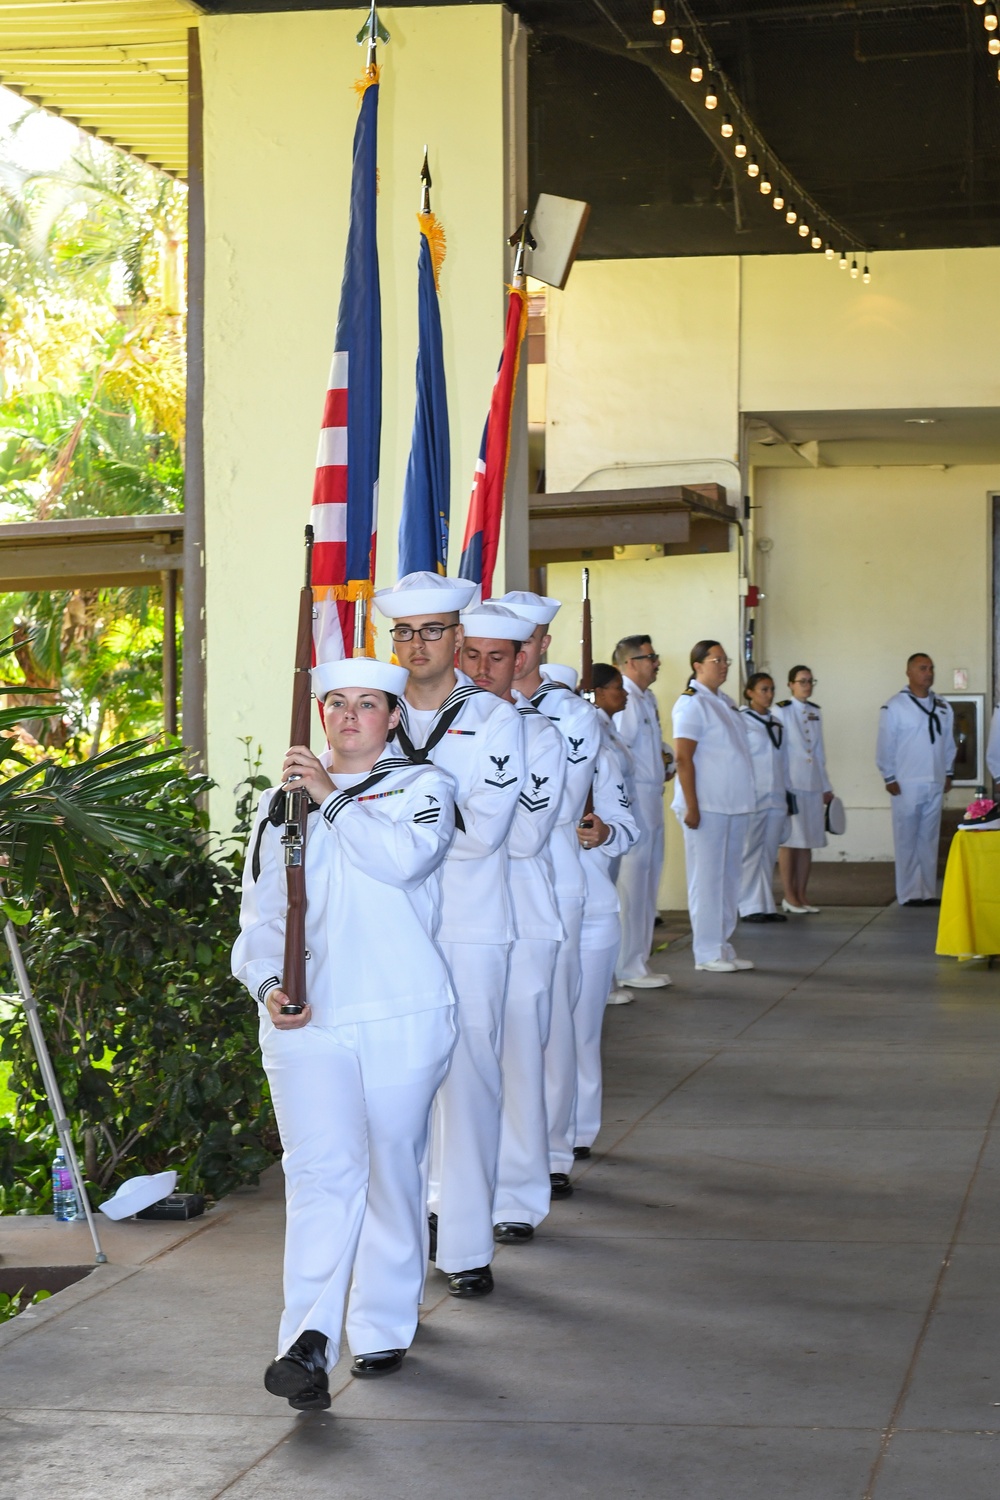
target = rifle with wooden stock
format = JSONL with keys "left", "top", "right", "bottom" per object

{"left": 278, "top": 525, "right": 314, "bottom": 1015}
{"left": 580, "top": 567, "right": 595, "bottom": 820}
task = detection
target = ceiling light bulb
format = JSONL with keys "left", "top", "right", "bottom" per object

{"left": 670, "top": 29, "right": 684, "bottom": 53}
{"left": 798, "top": 222, "right": 809, "bottom": 237}
{"left": 747, "top": 155, "right": 760, "bottom": 177}
{"left": 734, "top": 134, "right": 747, "bottom": 157}
{"left": 839, "top": 251, "right": 848, "bottom": 269}
{"left": 811, "top": 234, "right": 823, "bottom": 249}
{"left": 773, "top": 190, "right": 785, "bottom": 210}
{"left": 652, "top": 6, "right": 666, "bottom": 24}
{"left": 850, "top": 258, "right": 859, "bottom": 279}
{"left": 760, "top": 174, "right": 772, "bottom": 195}
{"left": 689, "top": 56, "right": 703, "bottom": 82}
{"left": 786, "top": 204, "right": 797, "bottom": 224}
{"left": 825, "top": 243, "right": 834, "bottom": 259}
{"left": 863, "top": 264, "right": 871, "bottom": 284}
{"left": 986, "top": 4, "right": 998, "bottom": 30}
{"left": 974, "top": 0, "right": 986, "bottom": 6}
{"left": 705, "top": 80, "right": 718, "bottom": 109}
{"left": 990, "top": 34, "right": 1000, "bottom": 52}
{"left": 721, "top": 114, "right": 734, "bottom": 138}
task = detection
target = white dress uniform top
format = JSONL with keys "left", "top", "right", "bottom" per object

{"left": 672, "top": 683, "right": 756, "bottom": 967}
{"left": 390, "top": 672, "right": 523, "bottom": 1273}
{"left": 494, "top": 691, "right": 566, "bottom": 1229}
{"left": 988, "top": 706, "right": 1000, "bottom": 782}
{"left": 233, "top": 736, "right": 456, "bottom": 1372}
{"left": 773, "top": 697, "right": 832, "bottom": 849}
{"left": 574, "top": 729, "right": 639, "bottom": 1154}
{"left": 613, "top": 675, "right": 668, "bottom": 982}
{"left": 738, "top": 707, "right": 791, "bottom": 917}
{"left": 876, "top": 688, "right": 956, "bottom": 905}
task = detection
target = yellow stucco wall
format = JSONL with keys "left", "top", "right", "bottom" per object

{"left": 546, "top": 552, "right": 741, "bottom": 910}
{"left": 753, "top": 465, "right": 996, "bottom": 861}
{"left": 201, "top": 6, "right": 510, "bottom": 805}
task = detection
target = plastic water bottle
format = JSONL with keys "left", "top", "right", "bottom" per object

{"left": 52, "top": 1147, "right": 81, "bottom": 1221}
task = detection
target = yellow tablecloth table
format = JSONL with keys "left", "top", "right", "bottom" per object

{"left": 936, "top": 830, "right": 1000, "bottom": 957}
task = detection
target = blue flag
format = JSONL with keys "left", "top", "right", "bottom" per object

{"left": 398, "top": 215, "right": 449, "bottom": 576}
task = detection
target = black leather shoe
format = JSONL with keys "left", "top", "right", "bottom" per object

{"left": 922, "top": 898, "right": 941, "bottom": 907}
{"left": 550, "top": 1172, "right": 573, "bottom": 1198}
{"left": 902, "top": 899, "right": 923, "bottom": 907}
{"left": 493, "top": 1221, "right": 534, "bottom": 1244}
{"left": 765, "top": 912, "right": 788, "bottom": 922}
{"left": 573, "top": 1145, "right": 591, "bottom": 1160}
{"left": 264, "top": 1336, "right": 331, "bottom": 1410}
{"left": 446, "top": 1265, "right": 494, "bottom": 1297}
{"left": 351, "top": 1349, "right": 404, "bottom": 1379}
{"left": 428, "top": 1211, "right": 437, "bottom": 1263}
{"left": 740, "top": 912, "right": 769, "bottom": 923}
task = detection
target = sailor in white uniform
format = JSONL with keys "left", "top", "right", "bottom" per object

{"left": 875, "top": 653, "right": 955, "bottom": 907}
{"left": 592, "top": 662, "right": 639, "bottom": 1004}
{"left": 988, "top": 705, "right": 1000, "bottom": 783}
{"left": 457, "top": 603, "right": 566, "bottom": 1244}
{"left": 773, "top": 664, "right": 834, "bottom": 915}
{"left": 672, "top": 640, "right": 756, "bottom": 973}
{"left": 234, "top": 656, "right": 457, "bottom": 1408}
{"left": 738, "top": 671, "right": 791, "bottom": 923}
{"left": 612, "top": 634, "right": 672, "bottom": 989}
{"left": 573, "top": 711, "right": 639, "bottom": 1158}
{"left": 502, "top": 590, "right": 600, "bottom": 1199}
{"left": 374, "top": 572, "right": 524, "bottom": 1300}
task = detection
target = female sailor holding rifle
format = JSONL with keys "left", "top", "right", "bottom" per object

{"left": 233, "top": 655, "right": 457, "bottom": 1409}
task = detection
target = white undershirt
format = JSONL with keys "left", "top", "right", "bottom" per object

{"left": 404, "top": 705, "right": 437, "bottom": 749}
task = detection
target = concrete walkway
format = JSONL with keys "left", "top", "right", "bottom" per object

{"left": 3, "top": 905, "right": 1000, "bottom": 1498}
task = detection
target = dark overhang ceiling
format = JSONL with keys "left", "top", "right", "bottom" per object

{"left": 195, "top": 2, "right": 1000, "bottom": 260}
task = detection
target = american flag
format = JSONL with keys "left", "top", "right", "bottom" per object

{"left": 311, "top": 72, "right": 381, "bottom": 661}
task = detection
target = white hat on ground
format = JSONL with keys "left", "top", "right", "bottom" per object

{"left": 312, "top": 658, "right": 409, "bottom": 699}
{"left": 460, "top": 602, "right": 535, "bottom": 643}
{"left": 373, "top": 571, "right": 477, "bottom": 619}
{"left": 99, "top": 1170, "right": 177, "bottom": 1220}
{"left": 494, "top": 590, "right": 561, "bottom": 626}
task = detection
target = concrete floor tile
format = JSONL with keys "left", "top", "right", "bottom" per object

{"left": 0, "top": 1410, "right": 290, "bottom": 1500}
{"left": 220, "top": 1418, "right": 879, "bottom": 1500}
{"left": 558, "top": 1127, "right": 981, "bottom": 1242}
{"left": 957, "top": 1131, "right": 1000, "bottom": 1244}
{"left": 874, "top": 1432, "right": 1000, "bottom": 1499}
{"left": 893, "top": 1247, "right": 1000, "bottom": 1430}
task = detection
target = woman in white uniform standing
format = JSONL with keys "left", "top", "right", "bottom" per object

{"left": 672, "top": 641, "right": 756, "bottom": 973}
{"left": 233, "top": 657, "right": 457, "bottom": 1409}
{"left": 773, "top": 664, "right": 834, "bottom": 915}
{"left": 738, "top": 672, "right": 791, "bottom": 924}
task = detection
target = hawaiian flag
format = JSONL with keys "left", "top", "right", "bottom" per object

{"left": 458, "top": 282, "right": 528, "bottom": 598}
{"left": 311, "top": 73, "right": 381, "bottom": 661}
{"left": 398, "top": 210, "right": 449, "bottom": 576}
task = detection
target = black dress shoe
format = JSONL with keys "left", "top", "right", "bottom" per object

{"left": 573, "top": 1145, "right": 591, "bottom": 1160}
{"left": 428, "top": 1211, "right": 437, "bottom": 1263}
{"left": 493, "top": 1221, "right": 534, "bottom": 1244}
{"left": 902, "top": 899, "right": 923, "bottom": 907}
{"left": 765, "top": 912, "right": 788, "bottom": 922}
{"left": 446, "top": 1265, "right": 494, "bottom": 1297}
{"left": 922, "top": 898, "right": 941, "bottom": 907}
{"left": 740, "top": 912, "right": 769, "bottom": 923}
{"left": 264, "top": 1335, "right": 331, "bottom": 1410}
{"left": 550, "top": 1172, "right": 573, "bottom": 1198}
{"left": 351, "top": 1349, "right": 404, "bottom": 1379}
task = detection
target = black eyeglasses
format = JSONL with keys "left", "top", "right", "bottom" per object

{"left": 389, "top": 623, "right": 458, "bottom": 643}
{"left": 630, "top": 652, "right": 660, "bottom": 662}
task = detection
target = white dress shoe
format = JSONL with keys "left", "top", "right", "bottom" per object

{"left": 730, "top": 958, "right": 755, "bottom": 970}
{"left": 781, "top": 899, "right": 809, "bottom": 915}
{"left": 801, "top": 904, "right": 821, "bottom": 913}
{"left": 619, "top": 973, "right": 672, "bottom": 989}
{"left": 695, "top": 959, "right": 737, "bottom": 973}
{"left": 606, "top": 987, "right": 634, "bottom": 1005}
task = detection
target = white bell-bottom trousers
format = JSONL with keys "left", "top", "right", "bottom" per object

{"left": 574, "top": 914, "right": 621, "bottom": 1151}
{"left": 615, "top": 782, "right": 664, "bottom": 981}
{"left": 891, "top": 781, "right": 944, "bottom": 904}
{"left": 738, "top": 805, "right": 787, "bottom": 917}
{"left": 679, "top": 810, "right": 750, "bottom": 966}
{"left": 543, "top": 896, "right": 585, "bottom": 1174}
{"left": 493, "top": 936, "right": 559, "bottom": 1228}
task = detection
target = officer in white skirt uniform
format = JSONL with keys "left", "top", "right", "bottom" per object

{"left": 672, "top": 641, "right": 756, "bottom": 973}
{"left": 773, "top": 665, "right": 834, "bottom": 915}
{"left": 875, "top": 653, "right": 955, "bottom": 906}
{"left": 503, "top": 590, "right": 600, "bottom": 1199}
{"left": 456, "top": 603, "right": 565, "bottom": 1245}
{"left": 234, "top": 656, "right": 457, "bottom": 1407}
{"left": 612, "top": 635, "right": 672, "bottom": 989}
{"left": 374, "top": 572, "right": 524, "bottom": 1300}
{"left": 738, "top": 671, "right": 791, "bottom": 923}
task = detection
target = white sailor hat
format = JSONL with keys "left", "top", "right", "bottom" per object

{"left": 460, "top": 602, "right": 535, "bottom": 642}
{"left": 542, "top": 663, "right": 579, "bottom": 690}
{"left": 312, "top": 657, "right": 409, "bottom": 700}
{"left": 373, "top": 570, "right": 477, "bottom": 619}
{"left": 494, "top": 590, "right": 561, "bottom": 626}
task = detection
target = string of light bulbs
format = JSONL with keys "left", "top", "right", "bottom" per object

{"left": 649, "top": 1, "right": 871, "bottom": 282}
{"left": 971, "top": 0, "right": 1000, "bottom": 77}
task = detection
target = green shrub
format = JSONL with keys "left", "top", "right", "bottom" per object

{"left": 0, "top": 753, "right": 279, "bottom": 1213}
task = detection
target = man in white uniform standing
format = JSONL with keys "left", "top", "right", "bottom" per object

{"left": 374, "top": 572, "right": 524, "bottom": 1298}
{"left": 458, "top": 602, "right": 566, "bottom": 1243}
{"left": 612, "top": 634, "right": 671, "bottom": 989}
{"left": 876, "top": 653, "right": 955, "bottom": 907}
